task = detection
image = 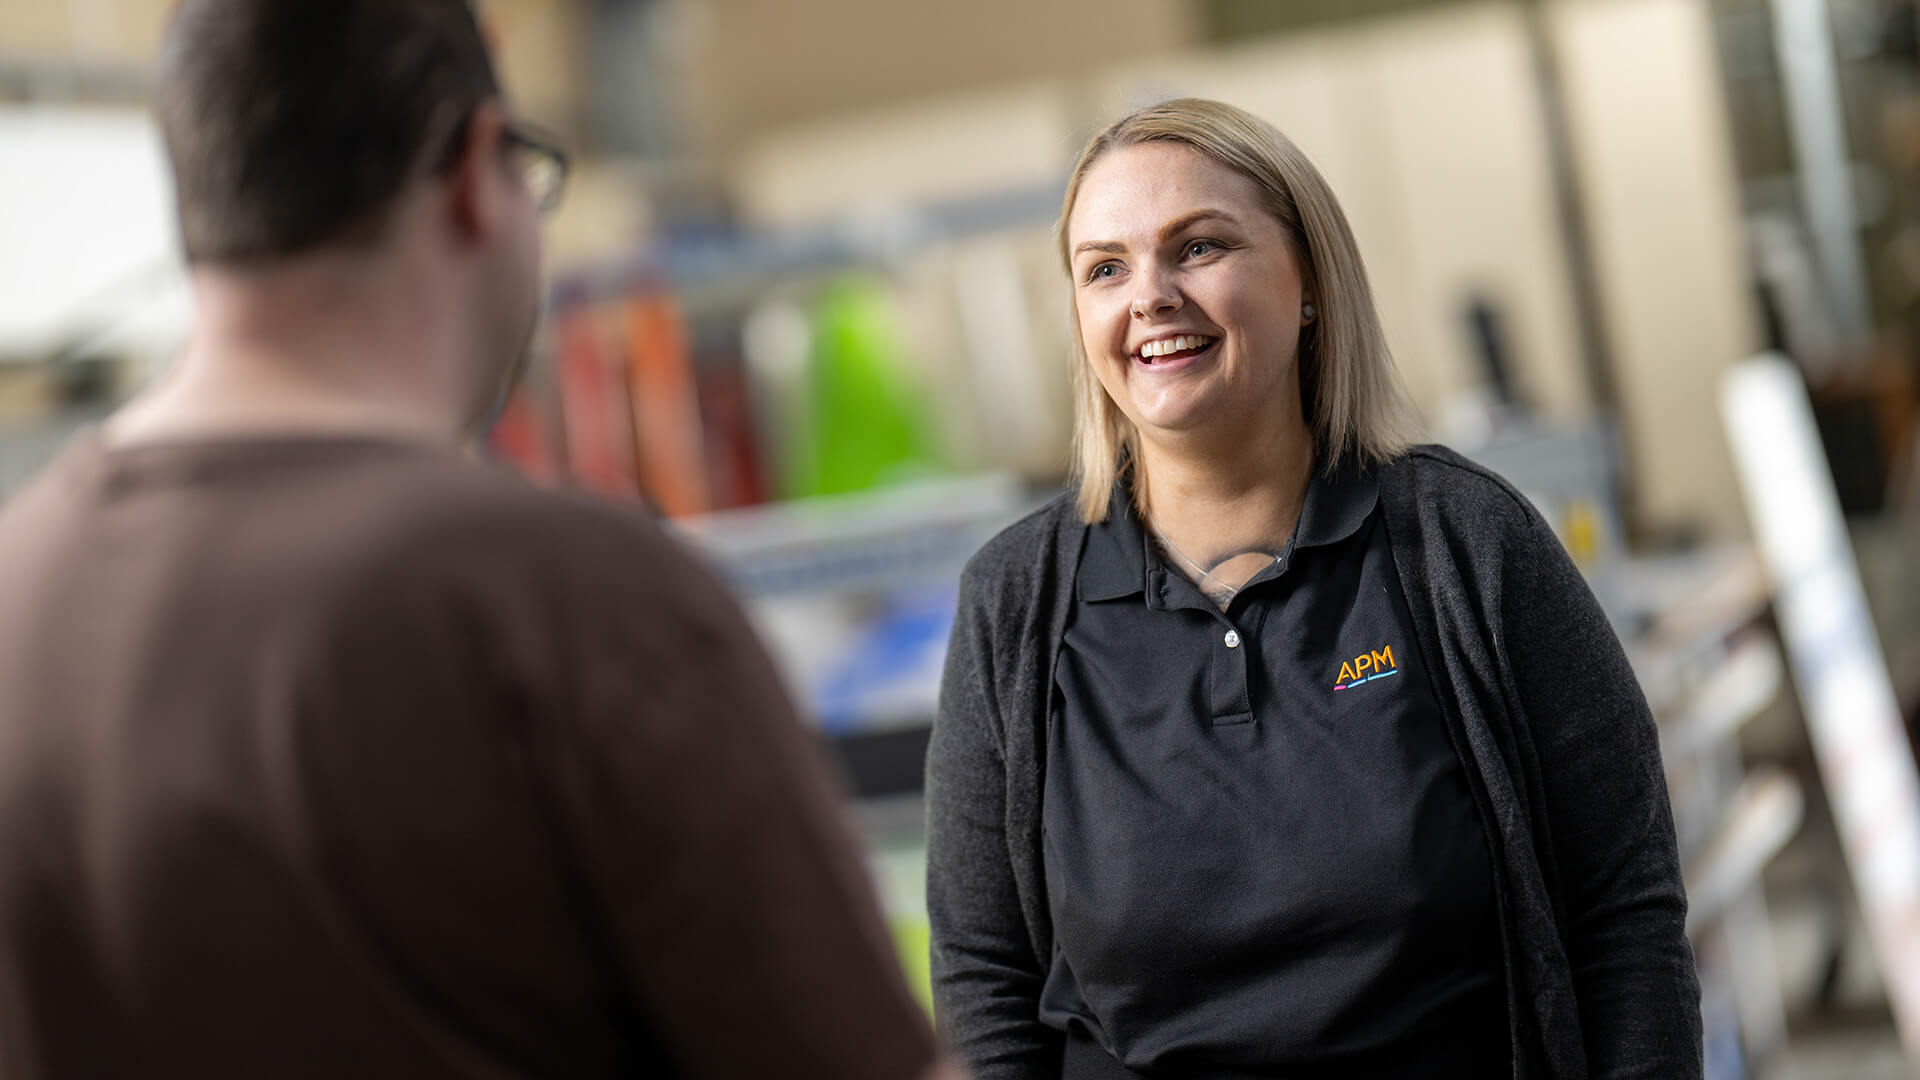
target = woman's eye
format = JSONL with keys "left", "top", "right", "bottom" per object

{"left": 1187, "top": 240, "right": 1217, "bottom": 257}
{"left": 1087, "top": 263, "right": 1120, "bottom": 283}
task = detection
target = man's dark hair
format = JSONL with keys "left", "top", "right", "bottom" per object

{"left": 155, "top": 0, "right": 500, "bottom": 263}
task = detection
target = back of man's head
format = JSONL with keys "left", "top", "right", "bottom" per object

{"left": 156, "top": 0, "right": 499, "bottom": 265}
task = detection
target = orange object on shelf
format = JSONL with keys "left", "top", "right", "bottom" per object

{"left": 555, "top": 306, "right": 639, "bottom": 497}
{"left": 624, "top": 294, "right": 711, "bottom": 517}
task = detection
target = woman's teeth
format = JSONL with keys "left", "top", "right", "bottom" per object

{"left": 1139, "top": 335, "right": 1216, "bottom": 359}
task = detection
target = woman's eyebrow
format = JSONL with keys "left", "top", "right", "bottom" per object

{"left": 1072, "top": 208, "right": 1243, "bottom": 260}
{"left": 1158, "top": 208, "right": 1240, "bottom": 241}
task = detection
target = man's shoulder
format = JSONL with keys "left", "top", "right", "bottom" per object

{"left": 410, "top": 458, "right": 691, "bottom": 560}
{"left": 294, "top": 447, "right": 705, "bottom": 610}
{"left": 335, "top": 453, "right": 751, "bottom": 656}
{"left": 385, "top": 453, "right": 663, "bottom": 547}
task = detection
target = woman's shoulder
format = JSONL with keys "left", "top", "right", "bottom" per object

{"left": 1378, "top": 443, "right": 1545, "bottom": 541}
{"left": 958, "top": 489, "right": 1083, "bottom": 598}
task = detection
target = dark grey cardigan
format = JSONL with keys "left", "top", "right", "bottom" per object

{"left": 926, "top": 445, "right": 1701, "bottom": 1080}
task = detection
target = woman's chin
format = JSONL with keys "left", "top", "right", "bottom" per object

{"left": 1128, "top": 392, "right": 1220, "bottom": 437}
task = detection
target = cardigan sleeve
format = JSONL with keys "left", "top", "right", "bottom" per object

{"left": 925, "top": 561, "right": 1064, "bottom": 1079}
{"left": 1500, "top": 512, "right": 1703, "bottom": 1079}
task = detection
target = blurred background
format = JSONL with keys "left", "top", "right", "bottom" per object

{"left": 3, "top": 0, "right": 1920, "bottom": 1075}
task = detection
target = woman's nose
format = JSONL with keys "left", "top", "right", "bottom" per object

{"left": 1128, "top": 270, "right": 1180, "bottom": 320}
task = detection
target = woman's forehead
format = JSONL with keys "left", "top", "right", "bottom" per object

{"left": 1068, "top": 143, "right": 1270, "bottom": 248}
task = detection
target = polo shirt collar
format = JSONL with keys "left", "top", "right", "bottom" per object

{"left": 1076, "top": 455, "right": 1380, "bottom": 603}
{"left": 1078, "top": 484, "right": 1153, "bottom": 602}
{"left": 1294, "top": 453, "right": 1380, "bottom": 550}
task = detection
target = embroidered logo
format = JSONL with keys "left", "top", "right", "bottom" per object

{"left": 1333, "top": 646, "right": 1400, "bottom": 691}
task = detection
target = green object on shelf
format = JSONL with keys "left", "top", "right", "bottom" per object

{"left": 890, "top": 916, "right": 933, "bottom": 1015}
{"left": 786, "top": 278, "right": 941, "bottom": 498}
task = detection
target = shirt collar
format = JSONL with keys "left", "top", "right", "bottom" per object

{"left": 1075, "top": 455, "right": 1380, "bottom": 603}
{"left": 1077, "top": 484, "right": 1153, "bottom": 602}
{"left": 1294, "top": 453, "right": 1380, "bottom": 550}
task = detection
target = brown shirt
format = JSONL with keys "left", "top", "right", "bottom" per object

{"left": 0, "top": 434, "right": 935, "bottom": 1079}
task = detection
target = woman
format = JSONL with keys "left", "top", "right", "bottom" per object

{"left": 926, "top": 98, "right": 1699, "bottom": 1079}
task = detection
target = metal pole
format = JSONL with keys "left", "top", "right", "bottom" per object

{"left": 1768, "top": 0, "right": 1875, "bottom": 340}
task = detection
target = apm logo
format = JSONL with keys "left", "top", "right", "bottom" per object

{"left": 1333, "top": 646, "right": 1399, "bottom": 691}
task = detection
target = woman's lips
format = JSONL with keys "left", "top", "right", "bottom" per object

{"left": 1132, "top": 337, "right": 1219, "bottom": 373}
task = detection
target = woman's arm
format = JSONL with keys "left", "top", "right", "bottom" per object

{"left": 1502, "top": 513, "right": 1703, "bottom": 1079}
{"left": 926, "top": 565, "right": 1063, "bottom": 1079}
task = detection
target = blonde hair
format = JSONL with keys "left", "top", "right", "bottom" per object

{"left": 1057, "top": 97, "right": 1419, "bottom": 523}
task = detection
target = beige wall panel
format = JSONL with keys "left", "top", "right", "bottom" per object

{"left": 1362, "top": 5, "right": 1590, "bottom": 425}
{"left": 0, "top": 2, "right": 76, "bottom": 57}
{"left": 732, "top": 85, "right": 1077, "bottom": 227}
{"left": 692, "top": 0, "right": 1194, "bottom": 152}
{"left": 479, "top": 0, "right": 588, "bottom": 128}
{"left": 0, "top": 0, "right": 168, "bottom": 63}
{"left": 2, "top": 1, "right": 583, "bottom": 126}
{"left": 89, "top": 0, "right": 168, "bottom": 64}
{"left": 1548, "top": 0, "right": 1759, "bottom": 539}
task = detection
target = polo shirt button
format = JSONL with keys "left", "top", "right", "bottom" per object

{"left": 1223, "top": 630, "right": 1241, "bottom": 649}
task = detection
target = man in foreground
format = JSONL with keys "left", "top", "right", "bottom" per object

{"left": 0, "top": 2, "right": 954, "bottom": 1076}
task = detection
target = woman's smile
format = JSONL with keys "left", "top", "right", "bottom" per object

{"left": 1130, "top": 333, "right": 1220, "bottom": 373}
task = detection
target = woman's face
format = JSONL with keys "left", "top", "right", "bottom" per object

{"left": 1066, "top": 141, "right": 1311, "bottom": 452}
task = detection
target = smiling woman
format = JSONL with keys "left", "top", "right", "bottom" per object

{"left": 1057, "top": 98, "right": 1417, "bottom": 529}
{"left": 928, "top": 98, "right": 1703, "bottom": 1080}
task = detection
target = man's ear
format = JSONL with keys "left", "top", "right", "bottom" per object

{"left": 445, "top": 100, "right": 510, "bottom": 245}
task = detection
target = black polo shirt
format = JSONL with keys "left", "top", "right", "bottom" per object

{"left": 1036, "top": 460, "right": 1507, "bottom": 1077}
